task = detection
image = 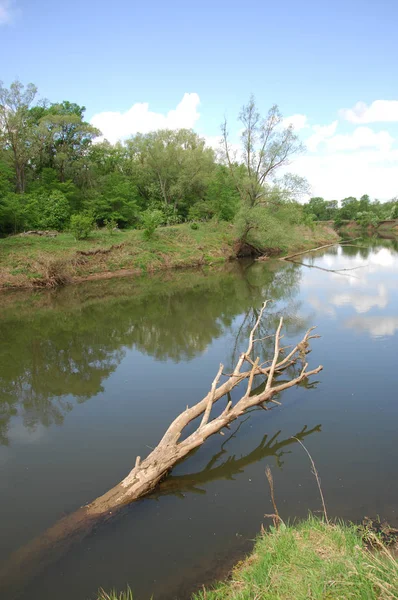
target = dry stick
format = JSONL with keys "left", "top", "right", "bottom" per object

{"left": 280, "top": 237, "right": 362, "bottom": 261}
{"left": 292, "top": 437, "right": 329, "bottom": 524}
{"left": 266, "top": 317, "right": 283, "bottom": 391}
{"left": 264, "top": 466, "right": 283, "bottom": 529}
{"left": 280, "top": 242, "right": 341, "bottom": 261}
{"left": 200, "top": 363, "right": 224, "bottom": 428}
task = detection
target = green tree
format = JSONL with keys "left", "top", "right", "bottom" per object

{"left": 126, "top": 129, "right": 215, "bottom": 217}
{"left": 33, "top": 101, "right": 100, "bottom": 184}
{"left": 0, "top": 80, "right": 38, "bottom": 193}
{"left": 339, "top": 196, "right": 359, "bottom": 220}
{"left": 221, "top": 96, "right": 306, "bottom": 246}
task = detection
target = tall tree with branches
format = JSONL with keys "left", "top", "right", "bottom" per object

{"left": 0, "top": 80, "right": 37, "bottom": 193}
{"left": 221, "top": 95, "right": 307, "bottom": 247}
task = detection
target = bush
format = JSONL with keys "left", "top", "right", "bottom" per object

{"left": 190, "top": 222, "right": 199, "bottom": 230}
{"left": 356, "top": 211, "right": 379, "bottom": 228}
{"left": 140, "top": 209, "right": 163, "bottom": 239}
{"left": 34, "top": 190, "right": 71, "bottom": 231}
{"left": 105, "top": 217, "right": 118, "bottom": 235}
{"left": 70, "top": 214, "right": 94, "bottom": 240}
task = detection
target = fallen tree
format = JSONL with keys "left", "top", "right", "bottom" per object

{"left": 0, "top": 301, "right": 322, "bottom": 598}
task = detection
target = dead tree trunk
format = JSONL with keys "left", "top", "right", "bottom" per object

{"left": 0, "top": 302, "right": 322, "bottom": 597}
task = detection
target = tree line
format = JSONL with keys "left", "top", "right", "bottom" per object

{"left": 0, "top": 80, "right": 342, "bottom": 243}
{"left": 302, "top": 195, "right": 398, "bottom": 228}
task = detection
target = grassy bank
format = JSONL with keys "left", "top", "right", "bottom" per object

{"left": 0, "top": 222, "right": 338, "bottom": 290}
{"left": 194, "top": 518, "right": 398, "bottom": 600}
{"left": 99, "top": 518, "right": 398, "bottom": 600}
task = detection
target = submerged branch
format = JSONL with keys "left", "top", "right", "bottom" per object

{"left": 0, "top": 302, "right": 322, "bottom": 598}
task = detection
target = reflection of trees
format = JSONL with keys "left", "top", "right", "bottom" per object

{"left": 230, "top": 260, "right": 308, "bottom": 366}
{"left": 0, "top": 260, "right": 303, "bottom": 445}
{"left": 152, "top": 421, "right": 321, "bottom": 498}
{"left": 340, "top": 237, "right": 398, "bottom": 258}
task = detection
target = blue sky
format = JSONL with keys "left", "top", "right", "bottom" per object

{"left": 1, "top": 0, "right": 398, "bottom": 199}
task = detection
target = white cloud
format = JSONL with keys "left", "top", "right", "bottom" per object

{"left": 341, "top": 100, "right": 398, "bottom": 124}
{"left": 91, "top": 93, "right": 201, "bottom": 143}
{"left": 0, "top": 0, "right": 14, "bottom": 24}
{"left": 326, "top": 127, "right": 393, "bottom": 152}
{"left": 282, "top": 114, "right": 308, "bottom": 131}
{"left": 306, "top": 121, "right": 338, "bottom": 152}
{"left": 292, "top": 149, "right": 398, "bottom": 200}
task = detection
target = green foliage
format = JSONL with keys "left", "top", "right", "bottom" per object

{"left": 3, "top": 79, "right": 397, "bottom": 241}
{"left": 188, "top": 200, "right": 214, "bottom": 221}
{"left": 205, "top": 164, "right": 241, "bottom": 221}
{"left": 140, "top": 209, "right": 163, "bottom": 239}
{"left": 303, "top": 197, "right": 338, "bottom": 221}
{"left": 0, "top": 192, "right": 32, "bottom": 233}
{"left": 356, "top": 211, "right": 379, "bottom": 228}
{"left": 33, "top": 190, "right": 71, "bottom": 230}
{"left": 195, "top": 517, "right": 398, "bottom": 600}
{"left": 105, "top": 217, "right": 118, "bottom": 235}
{"left": 389, "top": 202, "right": 398, "bottom": 219}
{"left": 302, "top": 195, "right": 398, "bottom": 227}
{"left": 70, "top": 213, "right": 94, "bottom": 240}
{"left": 190, "top": 222, "right": 199, "bottom": 230}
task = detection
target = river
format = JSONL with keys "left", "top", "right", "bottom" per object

{"left": 1, "top": 236, "right": 398, "bottom": 599}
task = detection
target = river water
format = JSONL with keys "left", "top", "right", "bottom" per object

{"left": 1, "top": 236, "right": 398, "bottom": 599}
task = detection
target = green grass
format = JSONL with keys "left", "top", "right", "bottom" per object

{"left": 98, "top": 587, "right": 134, "bottom": 600}
{"left": 0, "top": 222, "right": 338, "bottom": 289}
{"left": 194, "top": 517, "right": 398, "bottom": 600}
{"left": 95, "top": 517, "right": 398, "bottom": 600}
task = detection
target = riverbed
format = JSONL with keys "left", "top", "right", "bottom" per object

{"left": 1, "top": 236, "right": 398, "bottom": 599}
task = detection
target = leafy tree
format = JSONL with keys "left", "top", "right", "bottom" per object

{"left": 205, "top": 164, "right": 241, "bottom": 221}
{"left": 339, "top": 196, "right": 359, "bottom": 220}
{"left": 126, "top": 129, "right": 215, "bottom": 217}
{"left": 70, "top": 213, "right": 94, "bottom": 239}
{"left": 0, "top": 80, "right": 38, "bottom": 193}
{"left": 221, "top": 96, "right": 306, "bottom": 246}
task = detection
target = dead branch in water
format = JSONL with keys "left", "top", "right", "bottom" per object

{"left": 280, "top": 238, "right": 361, "bottom": 261}
{"left": 0, "top": 301, "right": 322, "bottom": 598}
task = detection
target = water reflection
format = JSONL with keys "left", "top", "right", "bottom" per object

{"left": 301, "top": 237, "right": 398, "bottom": 339}
{"left": 0, "top": 262, "right": 303, "bottom": 445}
{"left": 153, "top": 422, "right": 321, "bottom": 499}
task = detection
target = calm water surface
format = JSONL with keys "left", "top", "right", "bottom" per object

{"left": 1, "top": 237, "right": 398, "bottom": 599}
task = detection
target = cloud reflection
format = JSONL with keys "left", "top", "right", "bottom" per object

{"left": 345, "top": 316, "right": 398, "bottom": 338}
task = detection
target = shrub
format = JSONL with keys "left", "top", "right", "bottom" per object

{"left": 70, "top": 214, "right": 94, "bottom": 240}
{"left": 356, "top": 211, "right": 379, "bottom": 228}
{"left": 35, "top": 190, "right": 71, "bottom": 231}
{"left": 190, "top": 222, "right": 199, "bottom": 230}
{"left": 140, "top": 209, "right": 163, "bottom": 239}
{"left": 105, "top": 217, "right": 118, "bottom": 235}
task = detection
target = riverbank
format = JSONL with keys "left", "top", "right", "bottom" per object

{"left": 193, "top": 517, "right": 398, "bottom": 600}
{"left": 99, "top": 517, "right": 398, "bottom": 600}
{"left": 0, "top": 222, "right": 338, "bottom": 290}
